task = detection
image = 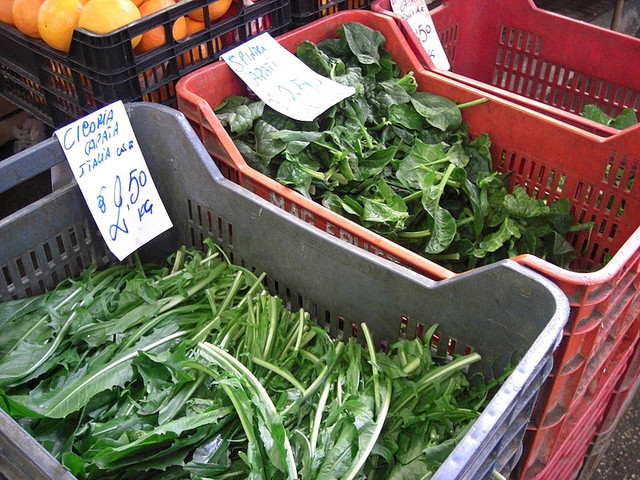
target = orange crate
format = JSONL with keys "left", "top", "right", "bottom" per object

{"left": 0, "top": 0, "right": 291, "bottom": 128}
{"left": 175, "top": 10, "right": 640, "bottom": 476}
{"left": 371, "top": 0, "right": 640, "bottom": 138}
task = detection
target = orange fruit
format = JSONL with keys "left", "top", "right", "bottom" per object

{"left": 0, "top": 0, "right": 15, "bottom": 25}
{"left": 177, "top": 45, "right": 208, "bottom": 70}
{"left": 184, "top": 16, "right": 204, "bottom": 35}
{"left": 175, "top": 18, "right": 209, "bottom": 69}
{"left": 185, "top": 0, "right": 232, "bottom": 22}
{"left": 138, "top": 0, "right": 175, "bottom": 14}
{"left": 12, "top": 0, "right": 45, "bottom": 38}
{"left": 78, "top": 0, "right": 142, "bottom": 49}
{"left": 130, "top": 0, "right": 144, "bottom": 4}
{"left": 37, "top": 0, "right": 84, "bottom": 52}
{"left": 136, "top": 0, "right": 187, "bottom": 53}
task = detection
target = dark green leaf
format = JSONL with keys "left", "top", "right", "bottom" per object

{"left": 219, "top": 101, "right": 265, "bottom": 136}
{"left": 316, "top": 421, "right": 358, "bottom": 479}
{"left": 363, "top": 198, "right": 408, "bottom": 227}
{"left": 339, "top": 22, "right": 385, "bottom": 67}
{"left": 410, "top": 92, "right": 462, "bottom": 131}
{"left": 389, "top": 103, "right": 426, "bottom": 131}
{"left": 610, "top": 107, "right": 638, "bottom": 129}
{"left": 425, "top": 208, "right": 457, "bottom": 254}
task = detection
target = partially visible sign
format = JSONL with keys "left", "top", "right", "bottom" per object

{"left": 221, "top": 33, "right": 355, "bottom": 121}
{"left": 391, "top": 0, "right": 450, "bottom": 71}
{"left": 55, "top": 101, "right": 173, "bottom": 261}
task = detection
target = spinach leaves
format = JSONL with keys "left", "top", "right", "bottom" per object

{"left": 582, "top": 104, "right": 638, "bottom": 130}
{"left": 216, "top": 22, "right": 591, "bottom": 272}
{"left": 0, "top": 242, "right": 504, "bottom": 479}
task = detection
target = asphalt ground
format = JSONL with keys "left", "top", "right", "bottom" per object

{"left": 591, "top": 391, "right": 640, "bottom": 480}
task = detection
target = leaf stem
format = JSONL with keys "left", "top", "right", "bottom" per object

{"left": 282, "top": 341, "right": 344, "bottom": 417}
{"left": 190, "top": 267, "right": 244, "bottom": 345}
{"left": 198, "top": 342, "right": 298, "bottom": 479}
{"left": 403, "top": 190, "right": 423, "bottom": 203}
{"left": 361, "top": 323, "right": 381, "bottom": 415}
{"left": 398, "top": 229, "right": 432, "bottom": 239}
{"left": 222, "top": 384, "right": 257, "bottom": 444}
{"left": 391, "top": 352, "right": 481, "bottom": 415}
{"left": 457, "top": 97, "right": 488, "bottom": 109}
{"left": 263, "top": 296, "right": 279, "bottom": 359}
{"left": 310, "top": 380, "right": 331, "bottom": 456}
{"left": 294, "top": 309, "right": 306, "bottom": 352}
{"left": 342, "top": 377, "right": 392, "bottom": 480}
{"left": 251, "top": 356, "right": 305, "bottom": 393}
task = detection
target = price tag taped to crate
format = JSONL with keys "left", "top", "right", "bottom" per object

{"left": 221, "top": 33, "right": 355, "bottom": 122}
{"left": 54, "top": 101, "right": 173, "bottom": 261}
{"left": 391, "top": 0, "right": 450, "bottom": 70}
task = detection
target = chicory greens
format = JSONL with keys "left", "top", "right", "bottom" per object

{"left": 0, "top": 241, "right": 507, "bottom": 479}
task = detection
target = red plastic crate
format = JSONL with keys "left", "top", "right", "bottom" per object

{"left": 370, "top": 0, "right": 640, "bottom": 138}
{"left": 175, "top": 9, "right": 640, "bottom": 476}
{"left": 519, "top": 315, "right": 640, "bottom": 478}
{"left": 526, "top": 346, "right": 631, "bottom": 480}
{"left": 178, "top": 9, "right": 456, "bottom": 281}
{"left": 597, "top": 336, "right": 640, "bottom": 437}
{"left": 576, "top": 337, "right": 640, "bottom": 480}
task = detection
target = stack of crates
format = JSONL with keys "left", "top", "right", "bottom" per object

{"left": 0, "top": 0, "right": 292, "bottom": 128}
{"left": 576, "top": 338, "right": 640, "bottom": 479}
{"left": 367, "top": 1, "right": 640, "bottom": 477}
{"left": 175, "top": 7, "right": 640, "bottom": 479}
{"left": 0, "top": 102, "right": 569, "bottom": 480}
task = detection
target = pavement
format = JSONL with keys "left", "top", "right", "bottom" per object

{"left": 536, "top": 0, "right": 640, "bottom": 35}
{"left": 590, "top": 390, "right": 640, "bottom": 480}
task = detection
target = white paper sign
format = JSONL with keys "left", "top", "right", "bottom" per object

{"left": 55, "top": 101, "right": 173, "bottom": 261}
{"left": 221, "top": 33, "right": 355, "bottom": 122}
{"left": 391, "top": 0, "right": 450, "bottom": 71}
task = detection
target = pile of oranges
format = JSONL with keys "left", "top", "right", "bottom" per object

{"left": 0, "top": 0, "right": 235, "bottom": 53}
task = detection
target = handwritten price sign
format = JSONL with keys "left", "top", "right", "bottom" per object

{"left": 222, "top": 33, "right": 355, "bottom": 122}
{"left": 391, "top": 0, "right": 450, "bottom": 70}
{"left": 55, "top": 101, "right": 172, "bottom": 260}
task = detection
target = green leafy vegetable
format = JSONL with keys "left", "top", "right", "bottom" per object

{"left": 216, "top": 22, "right": 593, "bottom": 272}
{"left": 0, "top": 241, "right": 508, "bottom": 479}
{"left": 582, "top": 104, "right": 638, "bottom": 130}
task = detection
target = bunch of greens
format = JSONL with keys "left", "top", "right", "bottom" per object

{"left": 0, "top": 241, "right": 507, "bottom": 480}
{"left": 582, "top": 104, "right": 638, "bottom": 130}
{"left": 216, "top": 22, "right": 591, "bottom": 272}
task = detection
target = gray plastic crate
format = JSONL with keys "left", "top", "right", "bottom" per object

{"left": 0, "top": 103, "right": 569, "bottom": 480}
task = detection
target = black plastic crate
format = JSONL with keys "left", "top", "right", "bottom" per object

{"left": 0, "top": 0, "right": 291, "bottom": 128}
{"left": 289, "top": 0, "right": 371, "bottom": 27}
